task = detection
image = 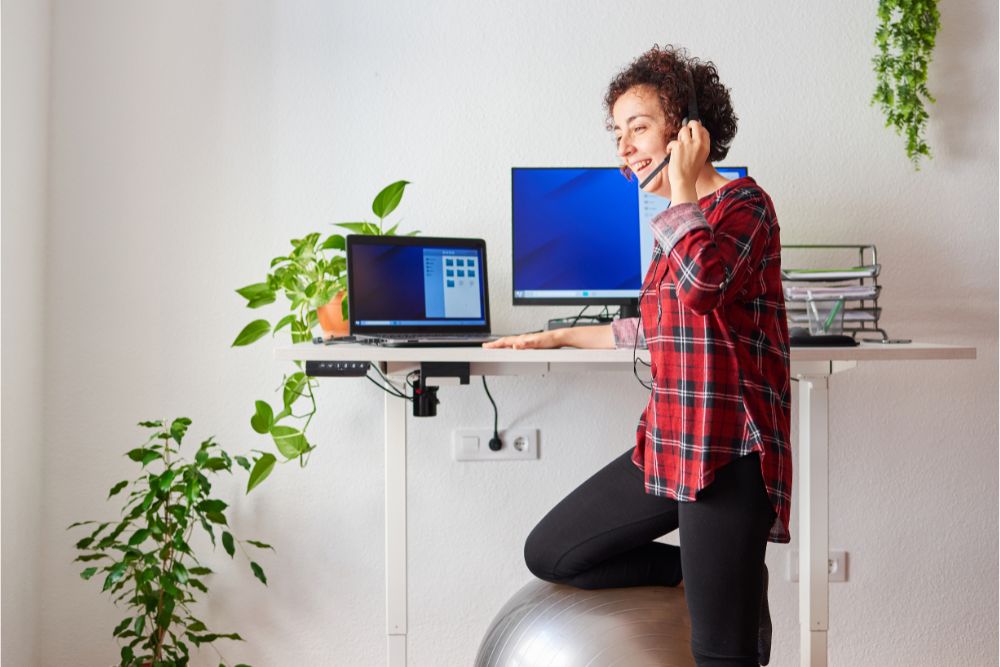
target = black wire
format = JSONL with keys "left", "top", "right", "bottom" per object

{"left": 568, "top": 304, "right": 589, "bottom": 328}
{"left": 367, "top": 365, "right": 411, "bottom": 401}
{"left": 632, "top": 252, "right": 662, "bottom": 391}
{"left": 481, "top": 376, "right": 499, "bottom": 438}
{"left": 365, "top": 374, "right": 409, "bottom": 399}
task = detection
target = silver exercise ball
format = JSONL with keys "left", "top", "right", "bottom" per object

{"left": 475, "top": 579, "right": 694, "bottom": 667}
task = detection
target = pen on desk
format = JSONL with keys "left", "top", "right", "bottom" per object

{"left": 822, "top": 299, "right": 844, "bottom": 333}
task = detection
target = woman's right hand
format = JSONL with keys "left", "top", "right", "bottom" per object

{"left": 483, "top": 329, "right": 564, "bottom": 349}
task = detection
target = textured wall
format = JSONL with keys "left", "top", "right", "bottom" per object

{"left": 2, "top": 0, "right": 51, "bottom": 665}
{"left": 35, "top": 1, "right": 998, "bottom": 665}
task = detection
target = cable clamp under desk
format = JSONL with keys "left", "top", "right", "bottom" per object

{"left": 419, "top": 361, "right": 470, "bottom": 385}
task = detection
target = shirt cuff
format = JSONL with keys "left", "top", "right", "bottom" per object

{"left": 650, "top": 202, "right": 709, "bottom": 258}
{"left": 611, "top": 317, "right": 645, "bottom": 349}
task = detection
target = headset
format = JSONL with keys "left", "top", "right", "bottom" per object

{"left": 632, "top": 66, "right": 700, "bottom": 390}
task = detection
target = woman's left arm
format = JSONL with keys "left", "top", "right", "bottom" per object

{"left": 650, "top": 195, "right": 774, "bottom": 316}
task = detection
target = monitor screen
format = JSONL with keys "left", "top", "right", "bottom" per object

{"left": 511, "top": 166, "right": 747, "bottom": 306}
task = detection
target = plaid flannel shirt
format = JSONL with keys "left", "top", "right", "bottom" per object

{"left": 612, "top": 177, "right": 792, "bottom": 543}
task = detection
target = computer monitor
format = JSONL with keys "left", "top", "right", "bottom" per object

{"left": 511, "top": 165, "right": 747, "bottom": 316}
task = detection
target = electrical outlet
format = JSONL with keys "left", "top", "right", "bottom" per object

{"left": 452, "top": 429, "right": 539, "bottom": 461}
{"left": 786, "top": 549, "right": 848, "bottom": 582}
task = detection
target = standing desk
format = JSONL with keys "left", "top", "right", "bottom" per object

{"left": 276, "top": 341, "right": 976, "bottom": 667}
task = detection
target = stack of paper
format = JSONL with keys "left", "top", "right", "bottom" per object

{"left": 781, "top": 264, "right": 880, "bottom": 281}
{"left": 783, "top": 285, "right": 879, "bottom": 301}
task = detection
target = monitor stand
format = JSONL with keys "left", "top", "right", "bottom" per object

{"left": 617, "top": 300, "right": 639, "bottom": 319}
{"left": 545, "top": 300, "right": 639, "bottom": 330}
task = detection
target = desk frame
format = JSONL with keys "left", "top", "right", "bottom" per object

{"left": 277, "top": 343, "right": 975, "bottom": 667}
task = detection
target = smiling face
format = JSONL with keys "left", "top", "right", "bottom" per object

{"left": 612, "top": 85, "right": 675, "bottom": 197}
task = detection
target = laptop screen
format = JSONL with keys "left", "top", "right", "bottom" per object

{"left": 346, "top": 235, "right": 491, "bottom": 334}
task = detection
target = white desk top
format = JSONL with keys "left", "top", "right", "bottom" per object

{"left": 276, "top": 341, "right": 976, "bottom": 364}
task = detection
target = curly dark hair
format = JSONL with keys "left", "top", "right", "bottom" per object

{"left": 604, "top": 45, "right": 738, "bottom": 163}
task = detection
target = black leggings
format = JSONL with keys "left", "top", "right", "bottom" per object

{"left": 523, "top": 449, "right": 775, "bottom": 667}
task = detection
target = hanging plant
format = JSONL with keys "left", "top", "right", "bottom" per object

{"left": 871, "top": 0, "right": 941, "bottom": 168}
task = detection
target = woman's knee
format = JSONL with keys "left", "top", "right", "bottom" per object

{"left": 523, "top": 524, "right": 569, "bottom": 582}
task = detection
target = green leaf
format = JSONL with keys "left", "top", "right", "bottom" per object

{"left": 247, "top": 294, "right": 277, "bottom": 308}
{"left": 222, "top": 531, "right": 235, "bottom": 558}
{"left": 232, "top": 320, "right": 271, "bottom": 347}
{"left": 170, "top": 417, "right": 192, "bottom": 444}
{"left": 141, "top": 450, "right": 162, "bottom": 467}
{"left": 247, "top": 454, "right": 276, "bottom": 493}
{"left": 250, "top": 400, "right": 274, "bottom": 434}
{"left": 246, "top": 539, "right": 275, "bottom": 551}
{"left": 189, "top": 566, "right": 213, "bottom": 576}
{"left": 103, "top": 562, "right": 128, "bottom": 592}
{"left": 236, "top": 282, "right": 275, "bottom": 303}
{"left": 204, "top": 457, "right": 228, "bottom": 471}
{"left": 320, "top": 234, "right": 346, "bottom": 251}
{"left": 128, "top": 529, "right": 150, "bottom": 546}
{"left": 133, "top": 615, "right": 145, "bottom": 637}
{"left": 205, "top": 511, "right": 228, "bottom": 526}
{"left": 186, "top": 478, "right": 201, "bottom": 505}
{"left": 75, "top": 553, "right": 109, "bottom": 562}
{"left": 272, "top": 313, "right": 297, "bottom": 335}
{"left": 371, "top": 180, "right": 410, "bottom": 219}
{"left": 113, "top": 616, "right": 132, "bottom": 637}
{"left": 137, "top": 420, "right": 163, "bottom": 428}
{"left": 335, "top": 221, "right": 380, "bottom": 235}
{"left": 158, "top": 469, "right": 179, "bottom": 492}
{"left": 80, "top": 566, "right": 98, "bottom": 580}
{"left": 172, "top": 561, "right": 190, "bottom": 585}
{"left": 282, "top": 372, "right": 308, "bottom": 410}
{"left": 126, "top": 448, "right": 149, "bottom": 462}
{"left": 270, "top": 425, "right": 308, "bottom": 459}
{"left": 108, "top": 480, "right": 129, "bottom": 498}
{"left": 235, "top": 456, "right": 252, "bottom": 472}
{"left": 197, "top": 499, "right": 228, "bottom": 513}
{"left": 250, "top": 561, "right": 268, "bottom": 586}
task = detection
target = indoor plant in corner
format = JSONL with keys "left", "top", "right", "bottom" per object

{"left": 69, "top": 418, "right": 272, "bottom": 667}
{"left": 231, "top": 180, "right": 418, "bottom": 491}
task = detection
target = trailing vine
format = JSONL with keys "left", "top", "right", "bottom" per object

{"left": 871, "top": 0, "right": 941, "bottom": 168}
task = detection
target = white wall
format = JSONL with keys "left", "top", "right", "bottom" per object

{"left": 29, "top": 1, "right": 998, "bottom": 665}
{"left": 1, "top": 0, "right": 51, "bottom": 665}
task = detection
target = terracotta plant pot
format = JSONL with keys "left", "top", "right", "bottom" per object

{"left": 316, "top": 290, "right": 350, "bottom": 338}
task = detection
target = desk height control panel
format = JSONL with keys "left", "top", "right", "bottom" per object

{"left": 305, "top": 360, "right": 371, "bottom": 377}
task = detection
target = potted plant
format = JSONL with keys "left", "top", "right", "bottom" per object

{"left": 231, "top": 180, "right": 417, "bottom": 491}
{"left": 69, "top": 418, "right": 271, "bottom": 667}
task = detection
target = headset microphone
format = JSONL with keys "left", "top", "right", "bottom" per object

{"left": 638, "top": 68, "right": 701, "bottom": 190}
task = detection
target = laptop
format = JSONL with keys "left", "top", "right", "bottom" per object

{"left": 346, "top": 234, "right": 499, "bottom": 347}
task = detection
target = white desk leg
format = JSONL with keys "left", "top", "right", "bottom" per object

{"left": 798, "top": 375, "right": 829, "bottom": 667}
{"left": 385, "top": 390, "right": 408, "bottom": 666}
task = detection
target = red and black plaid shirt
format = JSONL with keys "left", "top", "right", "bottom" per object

{"left": 611, "top": 177, "right": 791, "bottom": 543}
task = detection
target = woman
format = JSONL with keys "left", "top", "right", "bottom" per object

{"left": 484, "top": 45, "right": 791, "bottom": 667}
